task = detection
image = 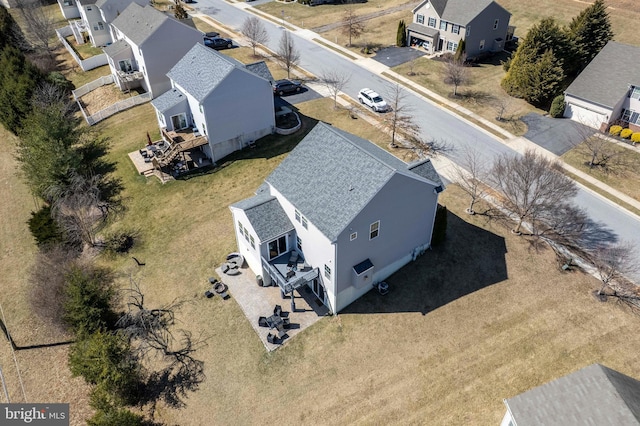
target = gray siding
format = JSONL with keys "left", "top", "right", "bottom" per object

{"left": 465, "top": 3, "right": 510, "bottom": 57}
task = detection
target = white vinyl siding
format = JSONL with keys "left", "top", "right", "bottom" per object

{"left": 427, "top": 17, "right": 436, "bottom": 28}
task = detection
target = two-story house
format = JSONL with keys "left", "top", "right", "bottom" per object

{"left": 56, "top": 0, "right": 81, "bottom": 20}
{"left": 564, "top": 41, "right": 640, "bottom": 131}
{"left": 103, "top": 3, "right": 203, "bottom": 98}
{"left": 230, "top": 123, "right": 444, "bottom": 314}
{"left": 150, "top": 43, "right": 275, "bottom": 165}
{"left": 407, "top": 0, "right": 512, "bottom": 58}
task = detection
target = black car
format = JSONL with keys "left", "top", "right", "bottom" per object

{"left": 272, "top": 79, "right": 302, "bottom": 96}
{"left": 204, "top": 36, "right": 233, "bottom": 50}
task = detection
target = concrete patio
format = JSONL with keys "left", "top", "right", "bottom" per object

{"left": 215, "top": 264, "right": 329, "bottom": 351}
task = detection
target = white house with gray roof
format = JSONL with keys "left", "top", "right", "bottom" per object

{"left": 564, "top": 41, "right": 640, "bottom": 132}
{"left": 230, "top": 123, "right": 444, "bottom": 314}
{"left": 56, "top": 0, "right": 81, "bottom": 20}
{"left": 104, "top": 3, "right": 203, "bottom": 98}
{"left": 151, "top": 43, "right": 275, "bottom": 163}
{"left": 408, "top": 0, "right": 512, "bottom": 57}
{"left": 502, "top": 364, "right": 640, "bottom": 426}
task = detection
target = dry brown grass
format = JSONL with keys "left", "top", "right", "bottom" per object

{"left": 78, "top": 84, "right": 143, "bottom": 115}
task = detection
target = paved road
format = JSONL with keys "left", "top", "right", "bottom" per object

{"left": 194, "top": 0, "right": 640, "bottom": 278}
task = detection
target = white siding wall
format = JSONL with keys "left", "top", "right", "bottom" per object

{"left": 230, "top": 208, "right": 262, "bottom": 274}
{"left": 563, "top": 94, "right": 612, "bottom": 129}
{"left": 58, "top": 0, "right": 81, "bottom": 19}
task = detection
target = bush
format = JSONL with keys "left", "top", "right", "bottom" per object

{"left": 549, "top": 94, "right": 565, "bottom": 118}
{"left": 620, "top": 128, "right": 633, "bottom": 139}
{"left": 27, "top": 205, "right": 63, "bottom": 246}
{"left": 609, "top": 125, "right": 623, "bottom": 136}
{"left": 631, "top": 132, "right": 640, "bottom": 144}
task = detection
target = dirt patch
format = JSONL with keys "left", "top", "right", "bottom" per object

{"left": 79, "top": 84, "right": 143, "bottom": 116}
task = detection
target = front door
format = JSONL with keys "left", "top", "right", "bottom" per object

{"left": 437, "top": 38, "right": 444, "bottom": 51}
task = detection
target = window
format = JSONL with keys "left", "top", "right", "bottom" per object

{"left": 439, "top": 20, "right": 448, "bottom": 31}
{"left": 416, "top": 14, "right": 424, "bottom": 24}
{"left": 324, "top": 264, "right": 331, "bottom": 280}
{"left": 302, "top": 216, "right": 308, "bottom": 229}
{"left": 86, "top": 5, "right": 92, "bottom": 10}
{"left": 202, "top": 123, "right": 206, "bottom": 135}
{"left": 369, "top": 221, "right": 380, "bottom": 240}
{"left": 452, "top": 24, "right": 460, "bottom": 34}
{"left": 171, "top": 113, "right": 187, "bottom": 130}
{"left": 494, "top": 19, "right": 499, "bottom": 30}
{"left": 466, "top": 25, "right": 471, "bottom": 36}
{"left": 250, "top": 235, "right": 255, "bottom": 249}
{"left": 156, "top": 110, "right": 164, "bottom": 125}
{"left": 629, "top": 86, "right": 640, "bottom": 100}
{"left": 447, "top": 41, "right": 458, "bottom": 51}
{"left": 93, "top": 22, "right": 104, "bottom": 31}
{"left": 118, "top": 59, "right": 132, "bottom": 73}
{"left": 243, "top": 227, "right": 250, "bottom": 242}
{"left": 199, "top": 104, "right": 203, "bottom": 113}
{"left": 63, "top": 0, "right": 73, "bottom": 6}
{"left": 427, "top": 17, "right": 437, "bottom": 28}
{"left": 268, "top": 235, "right": 287, "bottom": 260}
{"left": 479, "top": 39, "right": 485, "bottom": 50}
{"left": 350, "top": 232, "right": 357, "bottom": 241}
{"left": 294, "top": 209, "right": 301, "bottom": 222}
{"left": 296, "top": 236, "right": 302, "bottom": 250}
{"left": 622, "top": 109, "right": 640, "bottom": 125}
{"left": 238, "top": 221, "right": 244, "bottom": 235}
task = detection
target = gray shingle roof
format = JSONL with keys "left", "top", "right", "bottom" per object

{"left": 110, "top": 3, "right": 168, "bottom": 47}
{"left": 245, "top": 61, "right": 274, "bottom": 84}
{"left": 167, "top": 44, "right": 270, "bottom": 103}
{"left": 102, "top": 39, "right": 131, "bottom": 57}
{"left": 231, "top": 194, "right": 294, "bottom": 242}
{"left": 565, "top": 41, "right": 640, "bottom": 109}
{"left": 408, "top": 159, "right": 444, "bottom": 190}
{"left": 150, "top": 88, "right": 187, "bottom": 113}
{"left": 407, "top": 22, "right": 440, "bottom": 38}
{"left": 413, "top": 0, "right": 505, "bottom": 26}
{"left": 265, "top": 122, "right": 442, "bottom": 242}
{"left": 505, "top": 364, "right": 640, "bottom": 425}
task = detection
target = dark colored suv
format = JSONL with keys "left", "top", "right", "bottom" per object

{"left": 204, "top": 36, "right": 233, "bottom": 50}
{"left": 272, "top": 79, "right": 302, "bottom": 96}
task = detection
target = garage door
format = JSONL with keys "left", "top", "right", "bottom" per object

{"left": 565, "top": 103, "right": 608, "bottom": 129}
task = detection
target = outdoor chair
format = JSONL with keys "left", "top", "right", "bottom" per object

{"left": 286, "top": 270, "right": 295, "bottom": 279}
{"left": 267, "top": 333, "right": 276, "bottom": 344}
{"left": 289, "top": 251, "right": 299, "bottom": 263}
{"left": 274, "top": 305, "right": 282, "bottom": 317}
{"left": 204, "top": 290, "right": 214, "bottom": 298}
{"left": 282, "top": 318, "right": 291, "bottom": 329}
{"left": 258, "top": 316, "right": 269, "bottom": 327}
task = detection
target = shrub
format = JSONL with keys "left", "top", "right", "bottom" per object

{"left": 549, "top": 94, "right": 565, "bottom": 118}
{"left": 620, "top": 128, "right": 633, "bottom": 139}
{"left": 631, "top": 132, "right": 640, "bottom": 144}
{"left": 609, "top": 125, "right": 622, "bottom": 136}
{"left": 27, "top": 205, "right": 63, "bottom": 246}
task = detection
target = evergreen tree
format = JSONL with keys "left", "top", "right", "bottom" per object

{"left": 454, "top": 39, "right": 466, "bottom": 62}
{"left": 396, "top": 20, "right": 406, "bottom": 47}
{"left": 568, "top": 0, "right": 613, "bottom": 73}
{"left": 526, "top": 49, "right": 565, "bottom": 108}
{"left": 0, "top": 46, "right": 43, "bottom": 133}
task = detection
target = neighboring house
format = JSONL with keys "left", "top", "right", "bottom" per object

{"left": 56, "top": 0, "right": 81, "bottom": 20}
{"left": 74, "top": 0, "right": 111, "bottom": 46}
{"left": 230, "top": 123, "right": 444, "bottom": 314}
{"left": 104, "top": 3, "right": 203, "bottom": 98}
{"left": 407, "top": 0, "right": 513, "bottom": 58}
{"left": 501, "top": 364, "right": 640, "bottom": 426}
{"left": 151, "top": 43, "right": 275, "bottom": 163}
{"left": 564, "top": 41, "right": 640, "bottom": 132}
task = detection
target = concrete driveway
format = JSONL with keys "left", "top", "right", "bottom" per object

{"left": 522, "top": 113, "right": 595, "bottom": 156}
{"left": 372, "top": 46, "right": 426, "bottom": 68}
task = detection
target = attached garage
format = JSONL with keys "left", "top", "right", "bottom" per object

{"left": 564, "top": 102, "right": 609, "bottom": 130}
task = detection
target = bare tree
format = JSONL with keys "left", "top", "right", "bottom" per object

{"left": 241, "top": 16, "right": 269, "bottom": 56}
{"left": 319, "top": 69, "right": 351, "bottom": 109}
{"left": 174, "top": 0, "right": 188, "bottom": 20}
{"left": 17, "top": 0, "right": 56, "bottom": 57}
{"left": 489, "top": 149, "right": 578, "bottom": 234}
{"left": 443, "top": 58, "right": 467, "bottom": 96}
{"left": 591, "top": 241, "right": 639, "bottom": 296}
{"left": 452, "top": 147, "right": 489, "bottom": 215}
{"left": 341, "top": 8, "right": 365, "bottom": 47}
{"left": 406, "top": 57, "right": 419, "bottom": 76}
{"left": 578, "top": 132, "right": 626, "bottom": 171}
{"left": 47, "top": 173, "right": 122, "bottom": 248}
{"left": 276, "top": 31, "right": 300, "bottom": 78}
{"left": 493, "top": 96, "right": 513, "bottom": 121}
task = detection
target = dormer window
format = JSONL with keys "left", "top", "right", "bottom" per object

{"left": 416, "top": 14, "right": 424, "bottom": 24}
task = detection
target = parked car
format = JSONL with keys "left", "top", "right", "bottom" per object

{"left": 204, "top": 36, "right": 233, "bottom": 50}
{"left": 272, "top": 79, "right": 302, "bottom": 96}
{"left": 358, "top": 88, "right": 389, "bottom": 112}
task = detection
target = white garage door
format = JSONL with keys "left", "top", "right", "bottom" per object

{"left": 565, "top": 103, "right": 608, "bottom": 129}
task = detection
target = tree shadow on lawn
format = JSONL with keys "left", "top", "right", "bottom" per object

{"left": 342, "top": 211, "right": 508, "bottom": 315}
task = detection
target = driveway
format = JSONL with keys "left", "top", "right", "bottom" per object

{"left": 372, "top": 46, "right": 426, "bottom": 68}
{"left": 522, "top": 113, "right": 595, "bottom": 156}
{"left": 274, "top": 86, "right": 323, "bottom": 108}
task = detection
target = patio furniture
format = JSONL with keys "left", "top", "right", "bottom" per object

{"left": 282, "top": 317, "right": 291, "bottom": 329}
{"left": 274, "top": 305, "right": 282, "bottom": 317}
{"left": 265, "top": 314, "right": 283, "bottom": 330}
{"left": 267, "top": 333, "right": 277, "bottom": 344}
{"left": 277, "top": 329, "right": 287, "bottom": 339}
{"left": 204, "top": 290, "right": 214, "bottom": 298}
{"left": 226, "top": 252, "right": 244, "bottom": 268}
{"left": 214, "top": 282, "right": 229, "bottom": 299}
{"left": 289, "top": 251, "right": 299, "bottom": 263}
{"left": 258, "top": 316, "right": 269, "bottom": 327}
{"left": 286, "top": 270, "right": 295, "bottom": 279}
{"left": 208, "top": 277, "right": 218, "bottom": 285}
{"left": 377, "top": 281, "right": 389, "bottom": 295}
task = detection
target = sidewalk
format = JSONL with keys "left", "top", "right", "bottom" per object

{"left": 207, "top": 3, "right": 640, "bottom": 215}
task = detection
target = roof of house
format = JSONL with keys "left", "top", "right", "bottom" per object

{"left": 505, "top": 364, "right": 640, "bottom": 425}
{"left": 413, "top": 0, "right": 505, "bottom": 25}
{"left": 565, "top": 41, "right": 640, "bottom": 109}
{"left": 230, "top": 193, "right": 294, "bottom": 242}
{"left": 265, "top": 122, "right": 442, "bottom": 242}
{"left": 245, "top": 61, "right": 274, "bottom": 83}
{"left": 102, "top": 39, "right": 131, "bottom": 57}
{"left": 95, "top": 0, "right": 139, "bottom": 14}
{"left": 407, "top": 22, "right": 440, "bottom": 38}
{"left": 151, "top": 88, "right": 188, "bottom": 113}
{"left": 110, "top": 3, "right": 185, "bottom": 47}
{"left": 167, "top": 43, "right": 270, "bottom": 103}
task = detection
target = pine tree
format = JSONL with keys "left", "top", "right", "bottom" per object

{"left": 454, "top": 39, "right": 466, "bottom": 62}
{"left": 568, "top": 0, "right": 613, "bottom": 73}
{"left": 526, "top": 49, "right": 565, "bottom": 107}
{"left": 396, "top": 20, "right": 406, "bottom": 47}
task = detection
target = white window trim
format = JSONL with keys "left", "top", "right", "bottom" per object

{"left": 630, "top": 86, "right": 640, "bottom": 100}
{"left": 416, "top": 14, "right": 424, "bottom": 24}
{"left": 452, "top": 24, "right": 460, "bottom": 34}
{"left": 369, "top": 221, "right": 380, "bottom": 240}
{"left": 294, "top": 209, "right": 301, "bottom": 222}
{"left": 302, "top": 216, "right": 308, "bottom": 229}
{"left": 324, "top": 264, "right": 331, "bottom": 280}
{"left": 350, "top": 232, "right": 357, "bottom": 241}
{"left": 427, "top": 17, "right": 437, "bottom": 28}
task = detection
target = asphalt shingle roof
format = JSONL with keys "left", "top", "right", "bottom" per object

{"left": 265, "top": 122, "right": 442, "bottom": 242}
{"left": 413, "top": 0, "right": 502, "bottom": 25}
{"left": 110, "top": 3, "right": 168, "bottom": 47}
{"left": 565, "top": 41, "right": 640, "bottom": 109}
{"left": 506, "top": 364, "right": 640, "bottom": 425}
{"left": 407, "top": 22, "right": 440, "bottom": 38}
{"left": 245, "top": 61, "right": 274, "bottom": 84}
{"left": 231, "top": 194, "right": 294, "bottom": 242}
{"left": 150, "top": 88, "right": 187, "bottom": 113}
{"left": 102, "top": 39, "right": 131, "bottom": 57}
{"left": 408, "top": 159, "right": 444, "bottom": 190}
